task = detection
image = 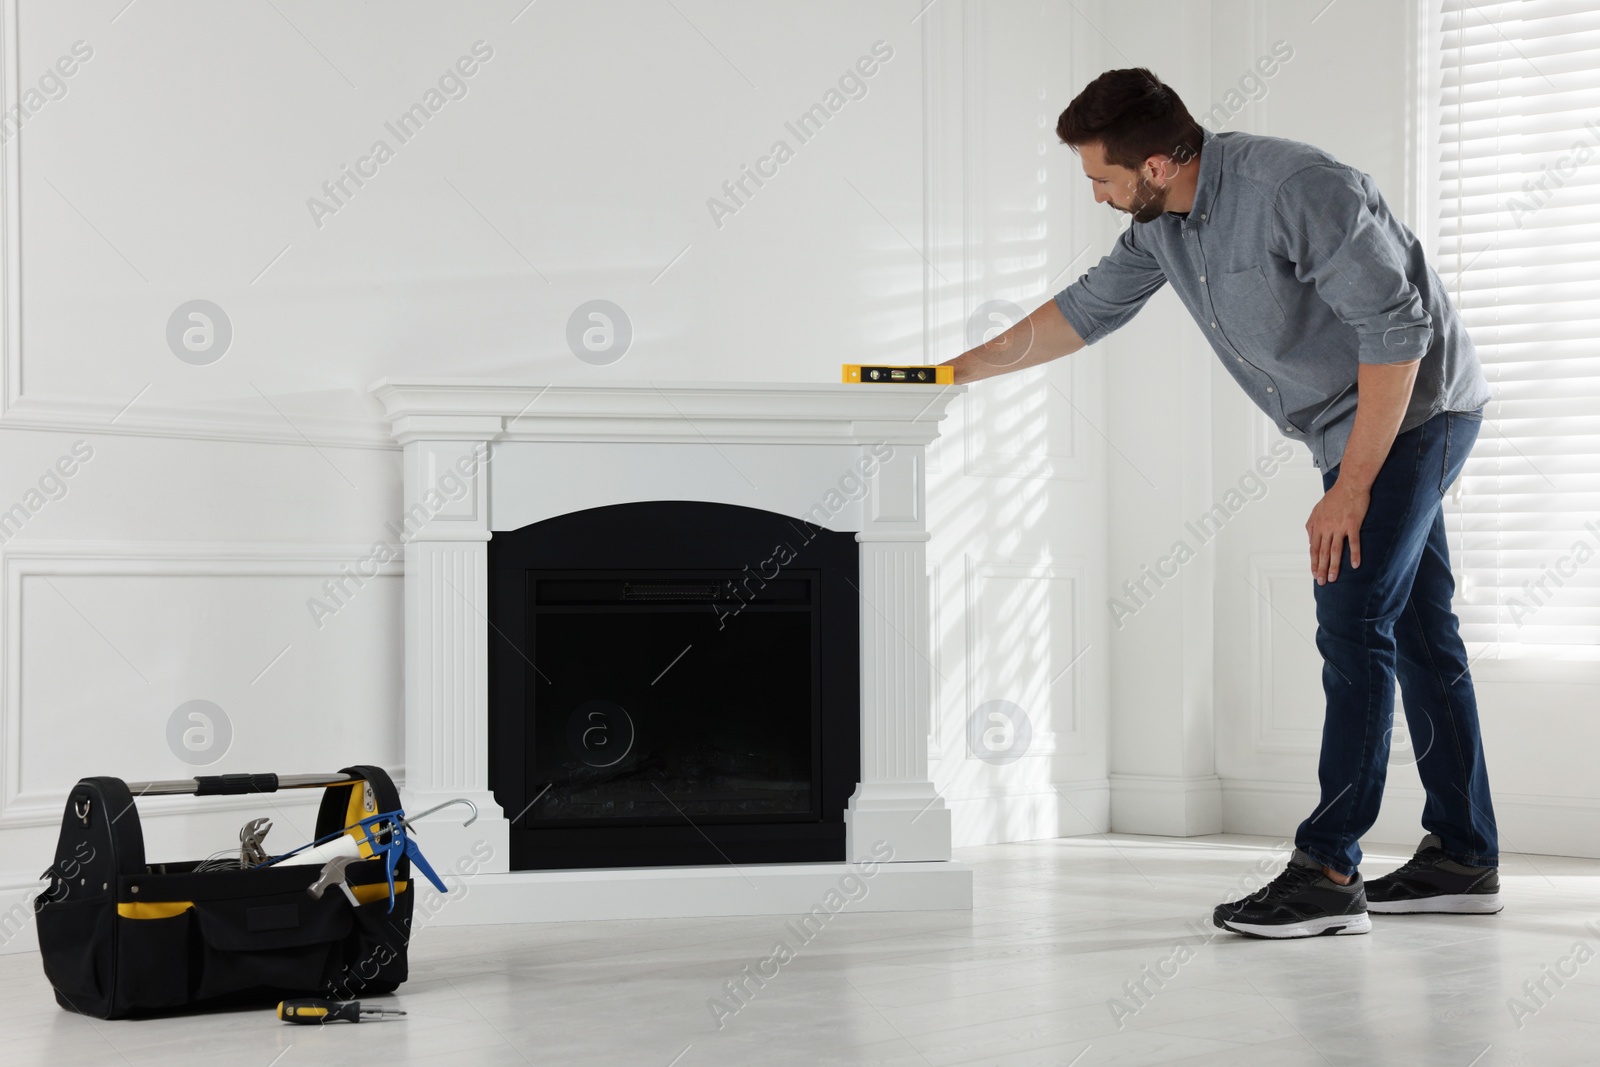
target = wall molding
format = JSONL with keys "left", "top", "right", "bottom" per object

{"left": 962, "top": 361, "right": 1089, "bottom": 481}
{"left": 1222, "top": 776, "right": 1600, "bottom": 861}
{"left": 2, "top": 0, "right": 19, "bottom": 418}
{"left": 1404, "top": 0, "right": 1431, "bottom": 240}
{"left": 956, "top": 0, "right": 1089, "bottom": 484}
{"left": 0, "top": 540, "right": 403, "bottom": 829}
{"left": 0, "top": 1, "right": 395, "bottom": 453}
{"left": 928, "top": 559, "right": 943, "bottom": 761}
{"left": 1247, "top": 551, "right": 1322, "bottom": 753}
{"left": 1253, "top": 409, "right": 1313, "bottom": 471}
{"left": 921, "top": 0, "right": 944, "bottom": 368}
{"left": 963, "top": 556, "right": 1083, "bottom": 761}
{"left": 0, "top": 395, "right": 398, "bottom": 451}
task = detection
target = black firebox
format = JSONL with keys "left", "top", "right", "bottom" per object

{"left": 488, "top": 500, "right": 860, "bottom": 870}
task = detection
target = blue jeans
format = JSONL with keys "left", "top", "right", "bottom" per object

{"left": 1294, "top": 407, "right": 1498, "bottom": 877}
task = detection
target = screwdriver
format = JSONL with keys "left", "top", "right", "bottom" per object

{"left": 277, "top": 998, "right": 407, "bottom": 1024}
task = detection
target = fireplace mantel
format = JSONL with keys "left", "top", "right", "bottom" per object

{"left": 370, "top": 379, "right": 961, "bottom": 444}
{"left": 368, "top": 378, "right": 971, "bottom": 923}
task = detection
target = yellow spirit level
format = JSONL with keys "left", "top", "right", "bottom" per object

{"left": 842, "top": 364, "right": 954, "bottom": 385}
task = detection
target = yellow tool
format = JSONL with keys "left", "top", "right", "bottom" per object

{"left": 277, "top": 998, "right": 406, "bottom": 1023}
{"left": 842, "top": 364, "right": 954, "bottom": 385}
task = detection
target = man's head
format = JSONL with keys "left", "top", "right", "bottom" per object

{"left": 1057, "top": 68, "right": 1204, "bottom": 223}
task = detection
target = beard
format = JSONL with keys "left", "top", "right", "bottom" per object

{"left": 1111, "top": 176, "right": 1169, "bottom": 223}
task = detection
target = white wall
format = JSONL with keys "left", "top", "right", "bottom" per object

{"left": 1093, "top": 0, "right": 1225, "bottom": 839}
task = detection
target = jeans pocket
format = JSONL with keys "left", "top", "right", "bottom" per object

{"left": 1440, "top": 409, "right": 1483, "bottom": 494}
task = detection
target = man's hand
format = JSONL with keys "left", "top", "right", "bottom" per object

{"left": 1306, "top": 480, "right": 1370, "bottom": 585}
{"left": 1305, "top": 358, "right": 1420, "bottom": 585}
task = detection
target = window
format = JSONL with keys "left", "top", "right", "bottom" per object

{"left": 1432, "top": 0, "right": 1600, "bottom": 659}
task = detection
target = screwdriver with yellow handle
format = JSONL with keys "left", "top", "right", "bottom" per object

{"left": 277, "top": 998, "right": 407, "bottom": 1023}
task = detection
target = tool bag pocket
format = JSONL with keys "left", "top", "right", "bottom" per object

{"left": 36, "top": 893, "right": 116, "bottom": 1015}
{"left": 326, "top": 876, "right": 413, "bottom": 999}
{"left": 186, "top": 883, "right": 353, "bottom": 1002}
{"left": 113, "top": 865, "right": 356, "bottom": 1007}
{"left": 112, "top": 907, "right": 193, "bottom": 1010}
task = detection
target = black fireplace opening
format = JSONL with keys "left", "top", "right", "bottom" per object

{"left": 488, "top": 500, "right": 860, "bottom": 870}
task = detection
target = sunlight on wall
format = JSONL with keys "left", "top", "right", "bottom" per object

{"left": 922, "top": 5, "right": 1110, "bottom": 848}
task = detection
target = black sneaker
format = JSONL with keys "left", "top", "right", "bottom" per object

{"left": 1212, "top": 849, "right": 1371, "bottom": 939}
{"left": 1366, "top": 834, "right": 1502, "bottom": 914}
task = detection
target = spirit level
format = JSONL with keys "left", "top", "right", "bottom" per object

{"left": 842, "top": 364, "right": 954, "bottom": 385}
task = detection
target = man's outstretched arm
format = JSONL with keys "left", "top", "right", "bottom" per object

{"left": 946, "top": 218, "right": 1166, "bottom": 385}
{"left": 941, "top": 300, "right": 1087, "bottom": 385}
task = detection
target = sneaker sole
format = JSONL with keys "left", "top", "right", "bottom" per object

{"left": 1368, "top": 893, "right": 1502, "bottom": 915}
{"left": 1216, "top": 912, "right": 1372, "bottom": 939}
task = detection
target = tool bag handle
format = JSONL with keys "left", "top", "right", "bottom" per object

{"left": 310, "top": 765, "right": 409, "bottom": 888}
{"left": 121, "top": 772, "right": 362, "bottom": 797}
{"left": 45, "top": 776, "right": 147, "bottom": 884}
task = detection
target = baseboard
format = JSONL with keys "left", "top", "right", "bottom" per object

{"left": 946, "top": 778, "right": 1110, "bottom": 847}
{"left": 0, "top": 881, "right": 41, "bottom": 956}
{"left": 1221, "top": 778, "right": 1600, "bottom": 860}
{"left": 1109, "top": 773, "right": 1222, "bottom": 837}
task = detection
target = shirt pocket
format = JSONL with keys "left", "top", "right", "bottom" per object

{"left": 1214, "top": 265, "right": 1285, "bottom": 337}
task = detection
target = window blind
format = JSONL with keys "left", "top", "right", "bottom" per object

{"left": 1434, "top": 0, "right": 1600, "bottom": 659}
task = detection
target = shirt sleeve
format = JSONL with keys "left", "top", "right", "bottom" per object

{"left": 1052, "top": 222, "right": 1167, "bottom": 345}
{"left": 1270, "top": 164, "right": 1432, "bottom": 364}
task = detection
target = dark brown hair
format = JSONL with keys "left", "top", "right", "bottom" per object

{"left": 1056, "top": 68, "right": 1203, "bottom": 172}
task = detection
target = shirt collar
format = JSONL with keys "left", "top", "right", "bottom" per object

{"left": 1175, "top": 124, "right": 1220, "bottom": 223}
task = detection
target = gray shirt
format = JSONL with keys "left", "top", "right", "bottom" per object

{"left": 1053, "top": 124, "right": 1491, "bottom": 470}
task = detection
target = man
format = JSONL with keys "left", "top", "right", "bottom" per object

{"left": 942, "top": 68, "right": 1500, "bottom": 939}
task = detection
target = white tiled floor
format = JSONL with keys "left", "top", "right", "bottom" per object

{"left": 6, "top": 833, "right": 1599, "bottom": 1066}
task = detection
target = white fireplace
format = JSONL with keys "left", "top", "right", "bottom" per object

{"left": 369, "top": 379, "right": 971, "bottom": 922}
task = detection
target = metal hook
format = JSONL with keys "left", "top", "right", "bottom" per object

{"left": 401, "top": 797, "right": 477, "bottom": 830}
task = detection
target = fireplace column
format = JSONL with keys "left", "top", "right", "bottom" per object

{"left": 845, "top": 439, "right": 951, "bottom": 862}
{"left": 393, "top": 415, "right": 511, "bottom": 873}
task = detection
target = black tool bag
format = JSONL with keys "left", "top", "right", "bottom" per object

{"left": 34, "top": 765, "right": 415, "bottom": 1019}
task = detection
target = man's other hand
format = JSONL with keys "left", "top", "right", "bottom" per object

{"left": 1306, "top": 480, "right": 1371, "bottom": 585}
